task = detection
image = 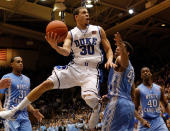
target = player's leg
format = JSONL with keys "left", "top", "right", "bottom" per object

{"left": 81, "top": 74, "right": 101, "bottom": 130}
{"left": 137, "top": 122, "right": 150, "bottom": 131}
{"left": 84, "top": 94, "right": 101, "bottom": 130}
{"left": 153, "top": 117, "right": 169, "bottom": 131}
{"left": 127, "top": 101, "right": 135, "bottom": 131}
{"left": 138, "top": 117, "right": 168, "bottom": 131}
{"left": 4, "top": 120, "right": 20, "bottom": 131}
{"left": 156, "top": 123, "right": 169, "bottom": 131}
{"left": 28, "top": 65, "right": 79, "bottom": 102}
{"left": 0, "top": 79, "right": 54, "bottom": 119}
{"left": 102, "top": 97, "right": 118, "bottom": 131}
{"left": 19, "top": 119, "right": 32, "bottom": 131}
{"left": 0, "top": 65, "right": 79, "bottom": 119}
{"left": 102, "top": 98, "right": 135, "bottom": 131}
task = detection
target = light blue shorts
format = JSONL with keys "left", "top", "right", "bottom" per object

{"left": 137, "top": 116, "right": 168, "bottom": 131}
{"left": 4, "top": 119, "right": 32, "bottom": 131}
{"left": 102, "top": 97, "right": 135, "bottom": 131}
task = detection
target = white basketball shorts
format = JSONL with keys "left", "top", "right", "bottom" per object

{"left": 48, "top": 63, "right": 102, "bottom": 97}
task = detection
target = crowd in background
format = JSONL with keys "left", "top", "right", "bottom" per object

{"left": 0, "top": 63, "right": 169, "bottom": 130}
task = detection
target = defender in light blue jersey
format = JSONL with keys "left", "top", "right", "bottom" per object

{"left": 135, "top": 67, "right": 169, "bottom": 131}
{"left": 102, "top": 33, "right": 135, "bottom": 131}
{"left": 0, "top": 56, "right": 44, "bottom": 131}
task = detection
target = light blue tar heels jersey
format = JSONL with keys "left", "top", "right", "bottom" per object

{"left": 70, "top": 25, "right": 104, "bottom": 68}
{"left": 107, "top": 61, "right": 135, "bottom": 100}
{"left": 0, "top": 73, "right": 30, "bottom": 119}
{"left": 138, "top": 83, "right": 161, "bottom": 119}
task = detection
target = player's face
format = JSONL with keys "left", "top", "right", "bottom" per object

{"left": 76, "top": 8, "right": 89, "bottom": 26}
{"left": 12, "top": 57, "right": 23, "bottom": 72}
{"left": 141, "top": 67, "right": 152, "bottom": 80}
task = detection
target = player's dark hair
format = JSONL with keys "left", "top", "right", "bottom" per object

{"left": 140, "top": 67, "right": 150, "bottom": 73}
{"left": 73, "top": 6, "right": 87, "bottom": 18}
{"left": 123, "top": 41, "right": 134, "bottom": 56}
{"left": 10, "top": 56, "right": 20, "bottom": 63}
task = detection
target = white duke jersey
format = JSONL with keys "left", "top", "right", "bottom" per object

{"left": 70, "top": 25, "right": 104, "bottom": 68}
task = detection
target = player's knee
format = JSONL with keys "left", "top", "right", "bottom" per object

{"left": 84, "top": 95, "right": 99, "bottom": 109}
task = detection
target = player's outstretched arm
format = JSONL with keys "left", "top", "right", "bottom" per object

{"left": 0, "top": 78, "right": 11, "bottom": 89}
{"left": 45, "top": 32, "right": 71, "bottom": 56}
{"left": 114, "top": 32, "right": 129, "bottom": 69}
{"left": 100, "top": 27, "right": 114, "bottom": 69}
{"left": 133, "top": 85, "right": 150, "bottom": 128}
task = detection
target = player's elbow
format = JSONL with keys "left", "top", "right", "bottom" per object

{"left": 62, "top": 48, "right": 70, "bottom": 56}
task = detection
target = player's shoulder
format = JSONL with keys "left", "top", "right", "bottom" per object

{"left": 89, "top": 24, "right": 100, "bottom": 27}
{"left": 89, "top": 24, "right": 101, "bottom": 31}
{"left": 128, "top": 60, "right": 133, "bottom": 67}
{"left": 137, "top": 83, "right": 143, "bottom": 89}
{"left": 152, "top": 83, "right": 161, "bottom": 89}
{"left": 135, "top": 84, "right": 143, "bottom": 96}
{"left": 2, "top": 72, "right": 13, "bottom": 78}
{"left": 70, "top": 26, "right": 79, "bottom": 32}
{"left": 22, "top": 74, "right": 30, "bottom": 81}
{"left": 126, "top": 60, "right": 134, "bottom": 70}
{"left": 152, "top": 83, "right": 160, "bottom": 87}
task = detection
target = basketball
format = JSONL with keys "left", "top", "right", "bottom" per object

{"left": 46, "top": 20, "right": 68, "bottom": 43}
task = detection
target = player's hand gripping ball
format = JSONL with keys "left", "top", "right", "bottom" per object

{"left": 46, "top": 20, "right": 68, "bottom": 43}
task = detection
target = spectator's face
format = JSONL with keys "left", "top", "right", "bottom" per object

{"left": 141, "top": 67, "right": 152, "bottom": 81}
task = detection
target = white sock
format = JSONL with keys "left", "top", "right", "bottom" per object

{"left": 16, "top": 97, "right": 31, "bottom": 110}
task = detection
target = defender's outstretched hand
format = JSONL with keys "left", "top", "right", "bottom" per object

{"left": 105, "top": 59, "right": 114, "bottom": 70}
{"left": 114, "top": 32, "right": 126, "bottom": 49}
{"left": 99, "top": 95, "right": 109, "bottom": 103}
{"left": 114, "top": 32, "right": 123, "bottom": 46}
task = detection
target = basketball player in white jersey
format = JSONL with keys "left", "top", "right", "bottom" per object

{"left": 0, "top": 7, "right": 114, "bottom": 131}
